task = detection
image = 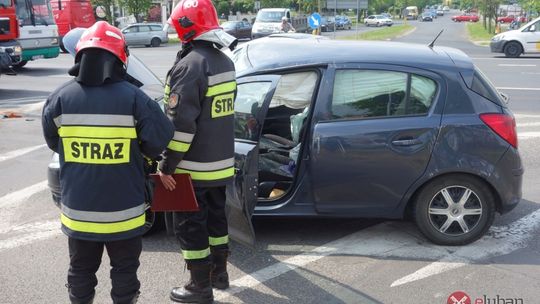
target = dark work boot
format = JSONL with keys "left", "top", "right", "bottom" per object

{"left": 210, "top": 249, "right": 230, "bottom": 290}
{"left": 170, "top": 262, "right": 213, "bottom": 304}
{"left": 67, "top": 284, "right": 95, "bottom": 304}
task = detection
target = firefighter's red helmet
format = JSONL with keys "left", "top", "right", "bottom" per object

{"left": 170, "top": 0, "right": 220, "bottom": 43}
{"left": 76, "top": 21, "right": 128, "bottom": 64}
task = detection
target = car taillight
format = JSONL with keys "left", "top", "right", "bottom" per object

{"left": 480, "top": 113, "right": 518, "bottom": 148}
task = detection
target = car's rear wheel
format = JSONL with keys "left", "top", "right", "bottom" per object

{"left": 504, "top": 41, "right": 522, "bottom": 58}
{"left": 151, "top": 38, "right": 161, "bottom": 47}
{"left": 413, "top": 175, "right": 495, "bottom": 246}
{"left": 12, "top": 60, "right": 28, "bottom": 69}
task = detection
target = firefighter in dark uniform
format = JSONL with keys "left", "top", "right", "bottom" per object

{"left": 41, "top": 21, "right": 174, "bottom": 304}
{"left": 158, "top": 0, "right": 238, "bottom": 303}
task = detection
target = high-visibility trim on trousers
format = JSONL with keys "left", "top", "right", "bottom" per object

{"left": 182, "top": 247, "right": 211, "bottom": 260}
{"left": 206, "top": 81, "right": 237, "bottom": 97}
{"left": 59, "top": 126, "right": 137, "bottom": 139}
{"left": 209, "top": 235, "right": 229, "bottom": 246}
{"left": 174, "top": 167, "right": 234, "bottom": 181}
{"left": 61, "top": 213, "right": 146, "bottom": 234}
{"left": 61, "top": 203, "right": 146, "bottom": 223}
{"left": 54, "top": 114, "right": 135, "bottom": 128}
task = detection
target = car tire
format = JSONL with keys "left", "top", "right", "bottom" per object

{"left": 413, "top": 175, "right": 496, "bottom": 246}
{"left": 504, "top": 41, "right": 522, "bottom": 58}
{"left": 376, "top": 22, "right": 381, "bottom": 27}
{"left": 12, "top": 60, "right": 28, "bottom": 69}
{"left": 150, "top": 38, "right": 161, "bottom": 47}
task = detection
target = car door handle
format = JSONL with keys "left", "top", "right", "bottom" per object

{"left": 391, "top": 138, "right": 422, "bottom": 146}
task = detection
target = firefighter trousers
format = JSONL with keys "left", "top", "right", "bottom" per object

{"left": 67, "top": 236, "right": 142, "bottom": 304}
{"left": 173, "top": 186, "right": 229, "bottom": 263}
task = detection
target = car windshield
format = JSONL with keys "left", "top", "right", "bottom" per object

{"left": 0, "top": 0, "right": 11, "bottom": 6}
{"left": 222, "top": 22, "right": 236, "bottom": 29}
{"left": 256, "top": 11, "right": 285, "bottom": 23}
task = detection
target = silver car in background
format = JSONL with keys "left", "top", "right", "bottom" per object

{"left": 121, "top": 23, "right": 169, "bottom": 47}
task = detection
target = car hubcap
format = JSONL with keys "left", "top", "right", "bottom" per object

{"left": 428, "top": 186, "right": 482, "bottom": 236}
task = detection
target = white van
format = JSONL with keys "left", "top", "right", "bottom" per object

{"left": 490, "top": 17, "right": 540, "bottom": 58}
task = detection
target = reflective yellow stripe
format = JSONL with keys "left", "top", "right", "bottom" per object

{"left": 206, "top": 81, "right": 236, "bottom": 97}
{"left": 59, "top": 126, "right": 137, "bottom": 139}
{"left": 164, "top": 83, "right": 171, "bottom": 104}
{"left": 211, "top": 93, "right": 235, "bottom": 118}
{"left": 209, "top": 235, "right": 229, "bottom": 246}
{"left": 174, "top": 167, "right": 234, "bottom": 181}
{"left": 182, "top": 248, "right": 211, "bottom": 260}
{"left": 167, "top": 140, "right": 190, "bottom": 152}
{"left": 63, "top": 138, "right": 131, "bottom": 164}
{"left": 61, "top": 213, "right": 145, "bottom": 234}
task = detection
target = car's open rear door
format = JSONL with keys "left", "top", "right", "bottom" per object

{"left": 226, "top": 75, "right": 281, "bottom": 247}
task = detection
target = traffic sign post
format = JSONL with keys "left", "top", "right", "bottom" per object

{"left": 309, "top": 13, "right": 322, "bottom": 30}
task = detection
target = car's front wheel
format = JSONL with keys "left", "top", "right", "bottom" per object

{"left": 413, "top": 175, "right": 495, "bottom": 246}
{"left": 504, "top": 41, "right": 522, "bottom": 58}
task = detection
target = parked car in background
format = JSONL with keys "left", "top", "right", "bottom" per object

{"left": 491, "top": 16, "right": 540, "bottom": 58}
{"left": 365, "top": 15, "right": 393, "bottom": 27}
{"left": 421, "top": 12, "right": 434, "bottom": 22}
{"left": 335, "top": 15, "right": 352, "bottom": 30}
{"left": 443, "top": 6, "right": 450, "bottom": 11}
{"left": 381, "top": 13, "right": 393, "bottom": 19}
{"left": 497, "top": 15, "right": 527, "bottom": 24}
{"left": 320, "top": 16, "right": 335, "bottom": 32}
{"left": 437, "top": 8, "right": 444, "bottom": 16}
{"left": 121, "top": 23, "right": 168, "bottom": 47}
{"left": 452, "top": 13, "right": 479, "bottom": 22}
{"left": 405, "top": 6, "right": 419, "bottom": 20}
{"left": 222, "top": 21, "right": 252, "bottom": 39}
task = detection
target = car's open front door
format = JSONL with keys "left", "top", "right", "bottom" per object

{"left": 226, "top": 75, "right": 281, "bottom": 247}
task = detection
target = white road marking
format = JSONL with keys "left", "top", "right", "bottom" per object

{"left": 496, "top": 87, "right": 540, "bottom": 91}
{"left": 497, "top": 64, "right": 537, "bottom": 67}
{"left": 0, "top": 144, "right": 47, "bottom": 163}
{"left": 518, "top": 132, "right": 540, "bottom": 139}
{"left": 515, "top": 114, "right": 540, "bottom": 118}
{"left": 215, "top": 207, "right": 540, "bottom": 300}
{"left": 0, "top": 181, "right": 49, "bottom": 233}
{"left": 0, "top": 220, "right": 61, "bottom": 252}
{"left": 0, "top": 96, "right": 47, "bottom": 103}
{"left": 517, "top": 122, "right": 540, "bottom": 127}
{"left": 391, "top": 208, "right": 540, "bottom": 287}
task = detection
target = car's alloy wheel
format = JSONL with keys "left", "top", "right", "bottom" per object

{"left": 414, "top": 175, "right": 495, "bottom": 245}
{"left": 504, "top": 41, "right": 522, "bottom": 58}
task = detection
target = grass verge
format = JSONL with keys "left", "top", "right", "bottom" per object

{"left": 338, "top": 24, "right": 414, "bottom": 41}
{"left": 466, "top": 22, "right": 495, "bottom": 42}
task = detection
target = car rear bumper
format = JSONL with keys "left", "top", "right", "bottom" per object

{"left": 490, "top": 40, "right": 505, "bottom": 53}
{"left": 491, "top": 147, "right": 523, "bottom": 214}
{"left": 47, "top": 161, "right": 61, "bottom": 207}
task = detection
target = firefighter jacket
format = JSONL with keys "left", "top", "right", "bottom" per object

{"left": 42, "top": 79, "right": 174, "bottom": 242}
{"left": 160, "top": 41, "right": 236, "bottom": 187}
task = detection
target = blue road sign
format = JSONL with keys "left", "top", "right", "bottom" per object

{"left": 308, "top": 13, "right": 322, "bottom": 29}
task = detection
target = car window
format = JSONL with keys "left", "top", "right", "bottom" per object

{"left": 270, "top": 71, "right": 318, "bottom": 109}
{"left": 235, "top": 82, "right": 273, "bottom": 141}
{"left": 150, "top": 25, "right": 162, "bottom": 31}
{"left": 331, "top": 70, "right": 437, "bottom": 120}
{"left": 138, "top": 25, "right": 151, "bottom": 32}
{"left": 409, "top": 75, "right": 437, "bottom": 114}
{"left": 124, "top": 26, "right": 138, "bottom": 33}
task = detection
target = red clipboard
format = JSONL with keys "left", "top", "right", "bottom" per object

{"left": 150, "top": 174, "right": 199, "bottom": 212}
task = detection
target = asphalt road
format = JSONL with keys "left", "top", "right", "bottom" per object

{"left": 1, "top": 12, "right": 540, "bottom": 304}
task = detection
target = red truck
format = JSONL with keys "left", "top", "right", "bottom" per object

{"left": 49, "top": 0, "right": 95, "bottom": 51}
{"left": 451, "top": 13, "right": 479, "bottom": 22}
{"left": 0, "top": 0, "right": 21, "bottom": 75}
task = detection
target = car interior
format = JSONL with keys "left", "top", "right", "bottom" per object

{"left": 257, "top": 71, "right": 318, "bottom": 200}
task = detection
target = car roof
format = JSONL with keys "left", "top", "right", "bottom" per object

{"left": 235, "top": 37, "right": 473, "bottom": 77}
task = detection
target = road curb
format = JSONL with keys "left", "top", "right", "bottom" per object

{"left": 391, "top": 26, "right": 417, "bottom": 40}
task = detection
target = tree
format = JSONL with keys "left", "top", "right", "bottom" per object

{"left": 91, "top": 0, "right": 115, "bottom": 24}
{"left": 118, "top": 0, "right": 153, "bottom": 22}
